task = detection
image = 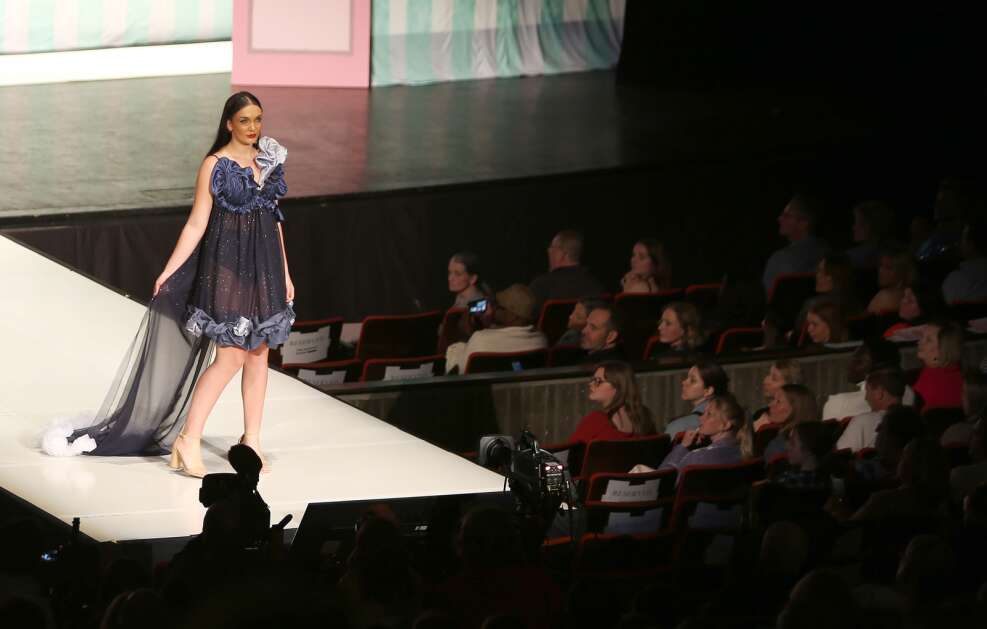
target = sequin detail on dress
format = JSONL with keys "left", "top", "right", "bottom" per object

{"left": 184, "top": 136, "right": 294, "bottom": 351}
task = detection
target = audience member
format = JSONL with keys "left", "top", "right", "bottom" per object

{"left": 882, "top": 280, "right": 946, "bottom": 338}
{"left": 804, "top": 296, "right": 848, "bottom": 346}
{"left": 867, "top": 246, "right": 916, "bottom": 314}
{"left": 620, "top": 238, "right": 672, "bottom": 293}
{"left": 852, "top": 438, "right": 949, "bottom": 521}
{"left": 780, "top": 570, "right": 860, "bottom": 629}
{"left": 99, "top": 588, "right": 167, "bottom": 629}
{"left": 529, "top": 230, "right": 606, "bottom": 310}
{"left": 889, "top": 535, "right": 958, "bottom": 623}
{"left": 942, "top": 218, "right": 987, "bottom": 303}
{"left": 950, "top": 418, "right": 987, "bottom": 503}
{"left": 447, "top": 251, "right": 489, "bottom": 308}
{"left": 847, "top": 200, "right": 897, "bottom": 269}
{"left": 941, "top": 370, "right": 987, "bottom": 447}
{"left": 913, "top": 318, "right": 965, "bottom": 409}
{"left": 776, "top": 421, "right": 836, "bottom": 490}
{"left": 836, "top": 369, "right": 907, "bottom": 452}
{"left": 338, "top": 513, "right": 421, "bottom": 628}
{"left": 445, "top": 284, "right": 547, "bottom": 374}
{"left": 567, "top": 361, "right": 657, "bottom": 444}
{"left": 579, "top": 303, "right": 624, "bottom": 361}
{"left": 822, "top": 337, "right": 915, "bottom": 421}
{"left": 760, "top": 384, "right": 820, "bottom": 459}
{"left": 434, "top": 506, "right": 562, "bottom": 629}
{"left": 556, "top": 297, "right": 607, "bottom": 346}
{"left": 752, "top": 359, "right": 803, "bottom": 424}
{"left": 915, "top": 177, "right": 977, "bottom": 262}
{"left": 664, "top": 359, "right": 730, "bottom": 436}
{"left": 657, "top": 393, "right": 753, "bottom": 472}
{"left": 855, "top": 404, "right": 924, "bottom": 483}
{"left": 651, "top": 301, "right": 705, "bottom": 354}
{"left": 954, "top": 482, "right": 987, "bottom": 596}
{"left": 813, "top": 252, "right": 860, "bottom": 314}
{"left": 762, "top": 194, "right": 827, "bottom": 294}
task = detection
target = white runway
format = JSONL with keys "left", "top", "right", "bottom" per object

{"left": 0, "top": 235, "right": 504, "bottom": 542}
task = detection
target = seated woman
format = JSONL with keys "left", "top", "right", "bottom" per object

{"left": 567, "top": 361, "right": 657, "bottom": 444}
{"left": 649, "top": 301, "right": 706, "bottom": 356}
{"left": 867, "top": 246, "right": 916, "bottom": 314}
{"left": 758, "top": 384, "right": 820, "bottom": 459}
{"left": 813, "top": 252, "right": 862, "bottom": 315}
{"left": 664, "top": 359, "right": 731, "bottom": 436}
{"left": 914, "top": 318, "right": 965, "bottom": 410}
{"left": 752, "top": 359, "right": 804, "bottom": 424}
{"left": 775, "top": 422, "right": 835, "bottom": 491}
{"left": 447, "top": 251, "right": 490, "bottom": 308}
{"left": 803, "top": 297, "right": 849, "bottom": 346}
{"left": 620, "top": 238, "right": 672, "bottom": 293}
{"left": 657, "top": 393, "right": 754, "bottom": 471}
{"left": 882, "top": 280, "right": 945, "bottom": 338}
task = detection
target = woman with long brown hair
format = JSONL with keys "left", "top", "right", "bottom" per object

{"left": 567, "top": 361, "right": 657, "bottom": 444}
{"left": 621, "top": 238, "right": 672, "bottom": 293}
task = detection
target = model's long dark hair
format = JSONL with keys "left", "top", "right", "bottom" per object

{"left": 206, "top": 91, "right": 263, "bottom": 157}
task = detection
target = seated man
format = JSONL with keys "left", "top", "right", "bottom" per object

{"left": 836, "top": 369, "right": 906, "bottom": 452}
{"left": 762, "top": 195, "right": 828, "bottom": 294}
{"left": 529, "top": 230, "right": 606, "bottom": 310}
{"left": 445, "top": 284, "right": 547, "bottom": 374}
{"left": 556, "top": 297, "right": 608, "bottom": 346}
{"left": 822, "top": 337, "right": 915, "bottom": 420}
{"left": 579, "top": 303, "right": 624, "bottom": 362}
{"left": 942, "top": 218, "right": 987, "bottom": 304}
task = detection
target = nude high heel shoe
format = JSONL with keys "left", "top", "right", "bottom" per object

{"left": 239, "top": 433, "right": 269, "bottom": 473}
{"left": 170, "top": 432, "right": 207, "bottom": 478}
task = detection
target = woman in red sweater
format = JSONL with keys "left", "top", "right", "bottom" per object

{"left": 567, "top": 361, "right": 657, "bottom": 444}
{"left": 914, "top": 318, "right": 965, "bottom": 409}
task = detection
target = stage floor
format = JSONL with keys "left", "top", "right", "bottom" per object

{"left": 0, "top": 235, "right": 504, "bottom": 542}
{"left": 1, "top": 70, "right": 871, "bottom": 221}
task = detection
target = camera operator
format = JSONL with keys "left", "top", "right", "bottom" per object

{"left": 162, "top": 445, "right": 271, "bottom": 610}
{"left": 444, "top": 284, "right": 547, "bottom": 374}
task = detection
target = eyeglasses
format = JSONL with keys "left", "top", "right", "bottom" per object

{"left": 589, "top": 377, "right": 609, "bottom": 387}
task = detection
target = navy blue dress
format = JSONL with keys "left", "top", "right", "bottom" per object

{"left": 67, "top": 137, "right": 294, "bottom": 456}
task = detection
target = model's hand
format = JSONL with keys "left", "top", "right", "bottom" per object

{"left": 153, "top": 272, "right": 170, "bottom": 297}
{"left": 286, "top": 275, "right": 295, "bottom": 302}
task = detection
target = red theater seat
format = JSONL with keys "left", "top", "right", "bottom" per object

{"left": 463, "top": 348, "right": 548, "bottom": 374}
{"left": 355, "top": 310, "right": 444, "bottom": 360}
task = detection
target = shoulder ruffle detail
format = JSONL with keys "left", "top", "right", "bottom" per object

{"left": 185, "top": 303, "right": 296, "bottom": 350}
{"left": 257, "top": 136, "right": 287, "bottom": 187}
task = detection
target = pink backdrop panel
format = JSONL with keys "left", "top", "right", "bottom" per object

{"left": 232, "top": 0, "right": 370, "bottom": 88}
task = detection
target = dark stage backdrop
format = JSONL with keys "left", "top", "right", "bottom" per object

{"left": 2, "top": 150, "right": 949, "bottom": 322}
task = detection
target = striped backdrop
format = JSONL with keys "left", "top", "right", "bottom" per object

{"left": 0, "top": 0, "right": 232, "bottom": 54}
{"left": 372, "top": 0, "right": 626, "bottom": 86}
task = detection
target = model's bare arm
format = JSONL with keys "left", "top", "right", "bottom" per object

{"left": 277, "top": 221, "right": 294, "bottom": 302}
{"left": 153, "top": 157, "right": 217, "bottom": 296}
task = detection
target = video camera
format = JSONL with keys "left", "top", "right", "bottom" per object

{"left": 478, "top": 429, "right": 573, "bottom": 518}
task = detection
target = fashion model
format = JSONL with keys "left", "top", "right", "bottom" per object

{"left": 50, "top": 92, "right": 294, "bottom": 476}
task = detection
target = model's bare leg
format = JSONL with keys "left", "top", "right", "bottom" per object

{"left": 171, "top": 346, "right": 247, "bottom": 476}
{"left": 240, "top": 342, "right": 270, "bottom": 470}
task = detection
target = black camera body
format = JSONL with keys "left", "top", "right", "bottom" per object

{"left": 478, "top": 430, "right": 572, "bottom": 517}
